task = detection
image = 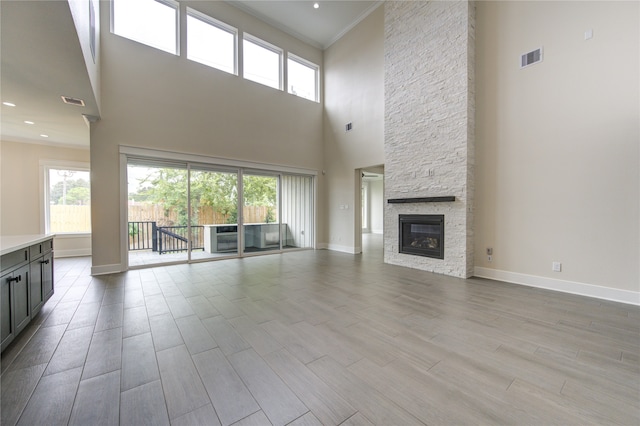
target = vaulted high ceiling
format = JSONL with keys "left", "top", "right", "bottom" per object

{"left": 0, "top": 1, "right": 381, "bottom": 148}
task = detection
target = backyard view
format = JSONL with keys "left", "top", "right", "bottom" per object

{"left": 47, "top": 162, "right": 312, "bottom": 267}
{"left": 127, "top": 163, "right": 290, "bottom": 266}
{"left": 128, "top": 167, "right": 277, "bottom": 227}
{"left": 48, "top": 169, "right": 91, "bottom": 233}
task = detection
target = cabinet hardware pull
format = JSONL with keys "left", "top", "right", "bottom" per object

{"left": 7, "top": 276, "right": 19, "bottom": 284}
{"left": 41, "top": 259, "right": 50, "bottom": 265}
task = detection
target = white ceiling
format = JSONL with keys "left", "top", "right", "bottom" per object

{"left": 0, "top": 1, "right": 99, "bottom": 148}
{"left": 0, "top": 1, "right": 381, "bottom": 148}
{"left": 228, "top": 1, "right": 382, "bottom": 49}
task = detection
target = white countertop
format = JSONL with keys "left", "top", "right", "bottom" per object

{"left": 0, "top": 234, "right": 55, "bottom": 256}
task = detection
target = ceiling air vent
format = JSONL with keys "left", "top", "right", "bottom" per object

{"left": 61, "top": 96, "right": 85, "bottom": 107}
{"left": 520, "top": 47, "right": 543, "bottom": 69}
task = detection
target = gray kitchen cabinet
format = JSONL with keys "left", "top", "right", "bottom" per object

{"left": 29, "top": 241, "right": 54, "bottom": 315}
{"left": 1, "top": 237, "right": 54, "bottom": 352}
{"left": 1, "top": 263, "right": 30, "bottom": 351}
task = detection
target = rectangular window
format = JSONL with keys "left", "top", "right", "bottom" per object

{"left": 287, "top": 54, "right": 319, "bottom": 102}
{"left": 187, "top": 9, "right": 237, "bottom": 75}
{"left": 112, "top": 0, "right": 179, "bottom": 55}
{"left": 46, "top": 167, "right": 91, "bottom": 233}
{"left": 243, "top": 34, "right": 282, "bottom": 90}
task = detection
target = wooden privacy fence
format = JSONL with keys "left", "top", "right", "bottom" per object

{"left": 49, "top": 204, "right": 274, "bottom": 235}
{"left": 127, "top": 204, "right": 272, "bottom": 226}
{"left": 50, "top": 205, "right": 91, "bottom": 232}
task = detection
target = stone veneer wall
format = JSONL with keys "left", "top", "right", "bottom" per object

{"left": 383, "top": 1, "right": 475, "bottom": 278}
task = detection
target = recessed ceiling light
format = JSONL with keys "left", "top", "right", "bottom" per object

{"left": 40, "top": 134, "right": 49, "bottom": 138}
{"left": 313, "top": 2, "right": 319, "bottom": 9}
{"left": 3, "top": 102, "right": 16, "bottom": 107}
{"left": 24, "top": 120, "right": 35, "bottom": 125}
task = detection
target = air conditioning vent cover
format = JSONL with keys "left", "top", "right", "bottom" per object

{"left": 61, "top": 96, "right": 85, "bottom": 107}
{"left": 520, "top": 47, "right": 543, "bottom": 69}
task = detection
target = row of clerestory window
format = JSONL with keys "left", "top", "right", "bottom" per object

{"left": 111, "top": 0, "right": 320, "bottom": 102}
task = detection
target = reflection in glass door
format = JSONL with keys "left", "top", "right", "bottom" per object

{"left": 189, "top": 168, "right": 239, "bottom": 260}
{"left": 243, "top": 173, "right": 280, "bottom": 253}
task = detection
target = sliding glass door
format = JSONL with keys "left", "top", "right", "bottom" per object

{"left": 242, "top": 173, "right": 280, "bottom": 253}
{"left": 126, "top": 154, "right": 314, "bottom": 268}
{"left": 127, "top": 161, "right": 189, "bottom": 267}
{"left": 190, "top": 167, "right": 239, "bottom": 260}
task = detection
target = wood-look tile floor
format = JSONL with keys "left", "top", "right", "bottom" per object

{"left": 2, "top": 234, "right": 639, "bottom": 425}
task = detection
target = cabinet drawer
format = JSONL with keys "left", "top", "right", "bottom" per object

{"left": 29, "top": 239, "right": 53, "bottom": 259}
{"left": 1, "top": 248, "right": 29, "bottom": 275}
{"left": 29, "top": 243, "right": 43, "bottom": 259}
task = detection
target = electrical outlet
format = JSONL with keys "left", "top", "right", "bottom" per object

{"left": 486, "top": 247, "right": 493, "bottom": 255}
{"left": 552, "top": 262, "right": 562, "bottom": 272}
{"left": 488, "top": 255, "right": 492, "bottom": 262}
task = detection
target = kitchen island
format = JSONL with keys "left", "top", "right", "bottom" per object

{"left": 1, "top": 234, "right": 54, "bottom": 352}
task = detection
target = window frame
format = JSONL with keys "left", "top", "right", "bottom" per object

{"left": 242, "top": 33, "right": 283, "bottom": 90}
{"left": 186, "top": 7, "right": 238, "bottom": 75}
{"left": 110, "top": 0, "right": 180, "bottom": 55}
{"left": 41, "top": 161, "right": 92, "bottom": 235}
{"left": 287, "top": 53, "right": 320, "bottom": 103}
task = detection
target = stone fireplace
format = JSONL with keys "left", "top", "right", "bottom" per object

{"left": 383, "top": 1, "right": 475, "bottom": 278}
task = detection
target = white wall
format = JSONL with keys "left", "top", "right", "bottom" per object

{"left": 475, "top": 1, "right": 639, "bottom": 297}
{"left": 322, "top": 5, "right": 385, "bottom": 252}
{"left": 91, "top": 0, "right": 324, "bottom": 272}
{"left": 0, "top": 140, "right": 91, "bottom": 256}
{"left": 323, "top": 1, "right": 638, "bottom": 302}
{"left": 68, "top": 0, "right": 100, "bottom": 113}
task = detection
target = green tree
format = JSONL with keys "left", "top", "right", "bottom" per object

{"left": 131, "top": 169, "right": 238, "bottom": 225}
{"left": 190, "top": 171, "right": 238, "bottom": 224}
{"left": 50, "top": 178, "right": 90, "bottom": 205}
{"left": 129, "top": 168, "right": 278, "bottom": 226}
{"left": 243, "top": 175, "right": 277, "bottom": 206}
{"left": 143, "top": 168, "right": 189, "bottom": 225}
{"left": 62, "top": 187, "right": 90, "bottom": 205}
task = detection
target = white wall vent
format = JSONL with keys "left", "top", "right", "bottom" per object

{"left": 61, "top": 96, "right": 86, "bottom": 107}
{"left": 520, "top": 47, "right": 543, "bottom": 69}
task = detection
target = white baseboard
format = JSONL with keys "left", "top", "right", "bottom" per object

{"left": 91, "top": 263, "right": 124, "bottom": 276}
{"left": 326, "top": 243, "right": 359, "bottom": 254}
{"left": 54, "top": 248, "right": 92, "bottom": 258}
{"left": 474, "top": 267, "right": 640, "bottom": 306}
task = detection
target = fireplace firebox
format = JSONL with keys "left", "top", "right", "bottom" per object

{"left": 399, "top": 214, "right": 444, "bottom": 259}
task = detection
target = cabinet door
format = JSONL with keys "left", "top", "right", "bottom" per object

{"left": 13, "top": 264, "right": 30, "bottom": 336}
{"left": 42, "top": 252, "right": 54, "bottom": 302}
{"left": 30, "top": 258, "right": 44, "bottom": 315}
{"left": 1, "top": 271, "right": 14, "bottom": 351}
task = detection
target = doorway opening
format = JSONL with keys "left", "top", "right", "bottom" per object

{"left": 358, "top": 165, "right": 384, "bottom": 259}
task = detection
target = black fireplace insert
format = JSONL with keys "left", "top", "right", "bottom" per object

{"left": 399, "top": 214, "right": 444, "bottom": 259}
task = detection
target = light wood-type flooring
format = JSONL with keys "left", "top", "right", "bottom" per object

{"left": 2, "top": 234, "right": 639, "bottom": 425}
